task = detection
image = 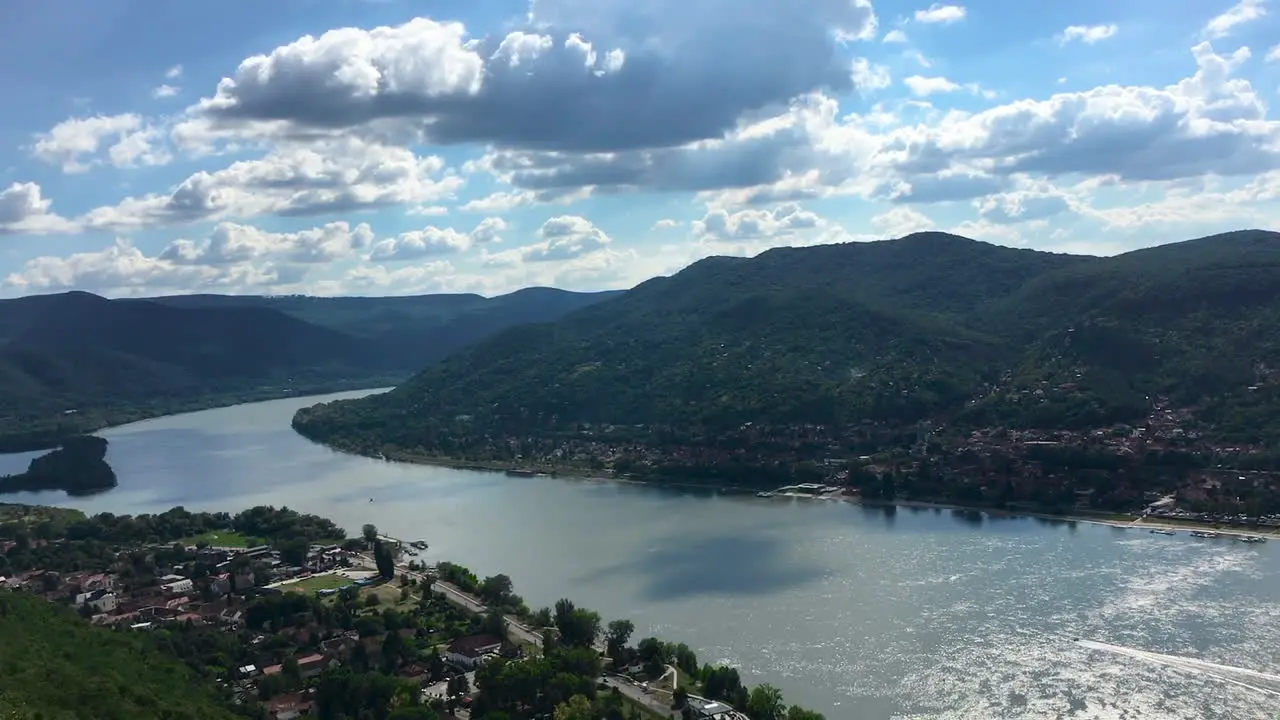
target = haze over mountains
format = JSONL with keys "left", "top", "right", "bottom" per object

{"left": 294, "top": 230, "right": 1280, "bottom": 454}
{"left": 0, "top": 287, "right": 618, "bottom": 450}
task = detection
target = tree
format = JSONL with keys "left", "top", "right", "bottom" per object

{"left": 786, "top": 706, "right": 826, "bottom": 720}
{"left": 362, "top": 524, "right": 379, "bottom": 545}
{"left": 479, "top": 574, "right": 514, "bottom": 604}
{"left": 282, "top": 655, "right": 301, "bottom": 684}
{"left": 482, "top": 607, "right": 508, "bottom": 640}
{"left": 554, "top": 600, "right": 601, "bottom": 648}
{"left": 746, "top": 684, "right": 786, "bottom": 720}
{"left": 373, "top": 539, "right": 395, "bottom": 580}
{"left": 637, "top": 637, "right": 666, "bottom": 678}
{"left": 605, "top": 619, "right": 634, "bottom": 658}
{"left": 554, "top": 694, "right": 595, "bottom": 720}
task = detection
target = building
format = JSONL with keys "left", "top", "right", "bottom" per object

{"left": 161, "top": 578, "right": 195, "bottom": 596}
{"left": 443, "top": 634, "right": 504, "bottom": 669}
{"left": 75, "top": 589, "right": 118, "bottom": 614}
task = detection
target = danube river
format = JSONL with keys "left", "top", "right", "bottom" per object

{"left": 4, "top": 390, "right": 1279, "bottom": 719}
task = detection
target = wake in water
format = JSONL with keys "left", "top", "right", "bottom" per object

{"left": 1077, "top": 639, "right": 1280, "bottom": 698}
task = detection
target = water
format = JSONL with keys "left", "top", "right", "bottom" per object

{"left": 4, "top": 389, "right": 1279, "bottom": 719}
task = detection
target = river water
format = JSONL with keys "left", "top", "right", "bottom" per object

{"left": 4, "top": 390, "right": 1279, "bottom": 719}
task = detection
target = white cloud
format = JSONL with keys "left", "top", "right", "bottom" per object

{"left": 83, "top": 137, "right": 462, "bottom": 230}
{"left": 914, "top": 4, "right": 966, "bottom": 24}
{"left": 152, "top": 84, "right": 180, "bottom": 99}
{"left": 975, "top": 187, "right": 1076, "bottom": 224}
{"left": 653, "top": 219, "right": 682, "bottom": 229}
{"left": 3, "top": 239, "right": 285, "bottom": 295}
{"left": 165, "top": 65, "right": 183, "bottom": 79}
{"left": 32, "top": 114, "right": 170, "bottom": 172}
{"left": 159, "top": 221, "right": 374, "bottom": 265}
{"left": 903, "top": 75, "right": 961, "bottom": 96}
{"left": 871, "top": 206, "right": 936, "bottom": 236}
{"left": 692, "top": 202, "right": 822, "bottom": 243}
{"left": 0, "top": 182, "right": 78, "bottom": 235}
{"left": 368, "top": 217, "right": 507, "bottom": 261}
{"left": 1059, "top": 24, "right": 1118, "bottom": 45}
{"left": 485, "top": 215, "right": 612, "bottom": 266}
{"left": 851, "top": 58, "right": 892, "bottom": 90}
{"left": 882, "top": 29, "right": 909, "bottom": 43}
{"left": 1203, "top": 0, "right": 1266, "bottom": 38}
{"left": 175, "top": 3, "right": 877, "bottom": 154}
{"left": 1267, "top": 44, "right": 1280, "bottom": 61}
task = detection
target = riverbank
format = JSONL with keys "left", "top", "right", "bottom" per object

{"left": 366, "top": 448, "right": 1279, "bottom": 541}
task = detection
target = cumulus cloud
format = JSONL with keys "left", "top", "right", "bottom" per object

{"left": 485, "top": 215, "right": 611, "bottom": 266}
{"left": 1267, "top": 44, "right": 1280, "bottom": 61}
{"left": 1202, "top": 0, "right": 1266, "bottom": 39}
{"left": 0, "top": 182, "right": 78, "bottom": 235}
{"left": 914, "top": 4, "right": 966, "bottom": 24}
{"left": 692, "top": 202, "right": 821, "bottom": 242}
{"left": 851, "top": 59, "right": 892, "bottom": 90}
{"left": 653, "top": 218, "right": 682, "bottom": 229}
{"left": 83, "top": 137, "right": 461, "bottom": 230}
{"left": 882, "top": 29, "right": 909, "bottom": 43}
{"left": 152, "top": 85, "right": 180, "bottom": 99}
{"left": 159, "top": 221, "right": 374, "bottom": 265}
{"left": 32, "top": 114, "right": 170, "bottom": 172}
{"left": 871, "top": 206, "right": 936, "bottom": 236}
{"left": 903, "top": 75, "right": 961, "bottom": 96}
{"left": 177, "top": 1, "right": 877, "bottom": 153}
{"left": 975, "top": 188, "right": 1075, "bottom": 224}
{"left": 3, "top": 239, "right": 285, "bottom": 295}
{"left": 368, "top": 217, "right": 507, "bottom": 261}
{"left": 1059, "top": 24, "right": 1118, "bottom": 45}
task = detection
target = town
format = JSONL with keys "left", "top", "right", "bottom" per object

{"left": 0, "top": 505, "right": 822, "bottom": 720}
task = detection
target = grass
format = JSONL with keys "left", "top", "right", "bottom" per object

{"left": 0, "top": 503, "right": 86, "bottom": 526}
{"left": 178, "top": 530, "right": 264, "bottom": 548}
{"left": 285, "top": 573, "right": 354, "bottom": 594}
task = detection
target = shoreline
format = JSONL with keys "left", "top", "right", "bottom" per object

{"left": 372, "top": 448, "right": 1278, "bottom": 541}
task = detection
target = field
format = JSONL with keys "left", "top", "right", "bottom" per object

{"left": 178, "top": 530, "right": 264, "bottom": 548}
{"left": 0, "top": 503, "right": 86, "bottom": 526}
{"left": 284, "top": 573, "right": 354, "bottom": 594}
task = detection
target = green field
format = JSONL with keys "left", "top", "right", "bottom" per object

{"left": 179, "top": 530, "right": 264, "bottom": 548}
{"left": 0, "top": 503, "right": 86, "bottom": 526}
{"left": 285, "top": 573, "right": 354, "bottom": 594}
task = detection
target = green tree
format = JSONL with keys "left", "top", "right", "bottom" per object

{"left": 746, "top": 684, "right": 786, "bottom": 720}
{"left": 786, "top": 706, "right": 826, "bottom": 720}
{"left": 554, "top": 694, "right": 595, "bottom": 720}
{"left": 605, "top": 618, "right": 634, "bottom": 658}
{"left": 362, "top": 524, "right": 379, "bottom": 545}
{"left": 373, "top": 539, "right": 395, "bottom": 580}
{"left": 637, "top": 637, "right": 666, "bottom": 678}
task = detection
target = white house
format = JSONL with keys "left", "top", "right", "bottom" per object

{"left": 75, "top": 589, "right": 118, "bottom": 614}
{"left": 443, "top": 634, "right": 503, "bottom": 669}
{"left": 162, "top": 578, "right": 194, "bottom": 596}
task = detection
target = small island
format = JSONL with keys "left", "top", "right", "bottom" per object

{"left": 0, "top": 436, "right": 117, "bottom": 497}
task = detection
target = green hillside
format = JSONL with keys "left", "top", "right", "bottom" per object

{"left": 0, "top": 288, "right": 618, "bottom": 451}
{"left": 0, "top": 591, "right": 243, "bottom": 720}
{"left": 293, "top": 230, "right": 1280, "bottom": 456}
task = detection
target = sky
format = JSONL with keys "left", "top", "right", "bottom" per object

{"left": 0, "top": 0, "right": 1278, "bottom": 298}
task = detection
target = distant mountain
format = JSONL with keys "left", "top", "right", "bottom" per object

{"left": 0, "top": 287, "right": 619, "bottom": 450}
{"left": 294, "top": 230, "right": 1280, "bottom": 455}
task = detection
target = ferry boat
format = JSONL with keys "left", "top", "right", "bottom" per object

{"left": 1189, "top": 530, "right": 1220, "bottom": 538}
{"left": 1238, "top": 535, "right": 1267, "bottom": 544}
{"left": 505, "top": 469, "right": 537, "bottom": 478}
{"left": 1149, "top": 528, "right": 1175, "bottom": 536}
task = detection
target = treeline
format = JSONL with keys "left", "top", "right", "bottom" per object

{"left": 0, "top": 505, "right": 346, "bottom": 576}
{"left": 0, "top": 436, "right": 117, "bottom": 497}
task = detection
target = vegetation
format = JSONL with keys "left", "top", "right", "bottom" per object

{"left": 0, "top": 591, "right": 246, "bottom": 720}
{"left": 0, "top": 436, "right": 116, "bottom": 496}
{"left": 0, "top": 288, "right": 618, "bottom": 451}
{"left": 295, "top": 230, "right": 1280, "bottom": 455}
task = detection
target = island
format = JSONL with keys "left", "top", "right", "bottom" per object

{"left": 0, "top": 504, "right": 825, "bottom": 720}
{"left": 0, "top": 436, "right": 117, "bottom": 496}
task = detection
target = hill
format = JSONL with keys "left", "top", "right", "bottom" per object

{"left": 0, "top": 590, "right": 243, "bottom": 720}
{"left": 293, "top": 230, "right": 1280, "bottom": 460}
{"left": 0, "top": 288, "right": 618, "bottom": 451}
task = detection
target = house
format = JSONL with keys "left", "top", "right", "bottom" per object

{"left": 162, "top": 578, "right": 195, "bottom": 596}
{"left": 210, "top": 574, "right": 232, "bottom": 597}
{"left": 237, "top": 664, "right": 259, "bottom": 679}
{"left": 297, "top": 653, "right": 329, "bottom": 679}
{"left": 443, "top": 634, "right": 504, "bottom": 670}
{"left": 75, "top": 589, "right": 119, "bottom": 614}
{"left": 233, "top": 570, "right": 256, "bottom": 590}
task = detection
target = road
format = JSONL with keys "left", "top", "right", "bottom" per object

{"left": 601, "top": 675, "right": 678, "bottom": 718}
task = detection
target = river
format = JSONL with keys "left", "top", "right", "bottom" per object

{"left": 3, "top": 389, "right": 1279, "bottom": 719}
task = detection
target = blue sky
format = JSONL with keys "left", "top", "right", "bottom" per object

{"left": 0, "top": 0, "right": 1278, "bottom": 297}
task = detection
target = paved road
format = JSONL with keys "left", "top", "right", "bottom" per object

{"left": 601, "top": 675, "right": 677, "bottom": 718}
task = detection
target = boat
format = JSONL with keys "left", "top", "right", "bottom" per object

{"left": 1238, "top": 536, "right": 1267, "bottom": 544}
{"left": 505, "top": 469, "right": 537, "bottom": 477}
{"left": 756, "top": 491, "right": 775, "bottom": 498}
{"left": 1189, "top": 530, "right": 1220, "bottom": 538}
{"left": 1149, "top": 528, "right": 1175, "bottom": 536}
{"left": 410, "top": 540, "right": 428, "bottom": 550}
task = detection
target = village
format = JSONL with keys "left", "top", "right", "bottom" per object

{"left": 0, "top": 521, "right": 762, "bottom": 720}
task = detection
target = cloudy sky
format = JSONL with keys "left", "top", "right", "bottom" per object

{"left": 1, "top": 0, "right": 1278, "bottom": 298}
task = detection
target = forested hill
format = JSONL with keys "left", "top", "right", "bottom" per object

{"left": 0, "top": 590, "right": 243, "bottom": 720}
{"left": 293, "top": 229, "right": 1280, "bottom": 454}
{"left": 0, "top": 287, "right": 618, "bottom": 451}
